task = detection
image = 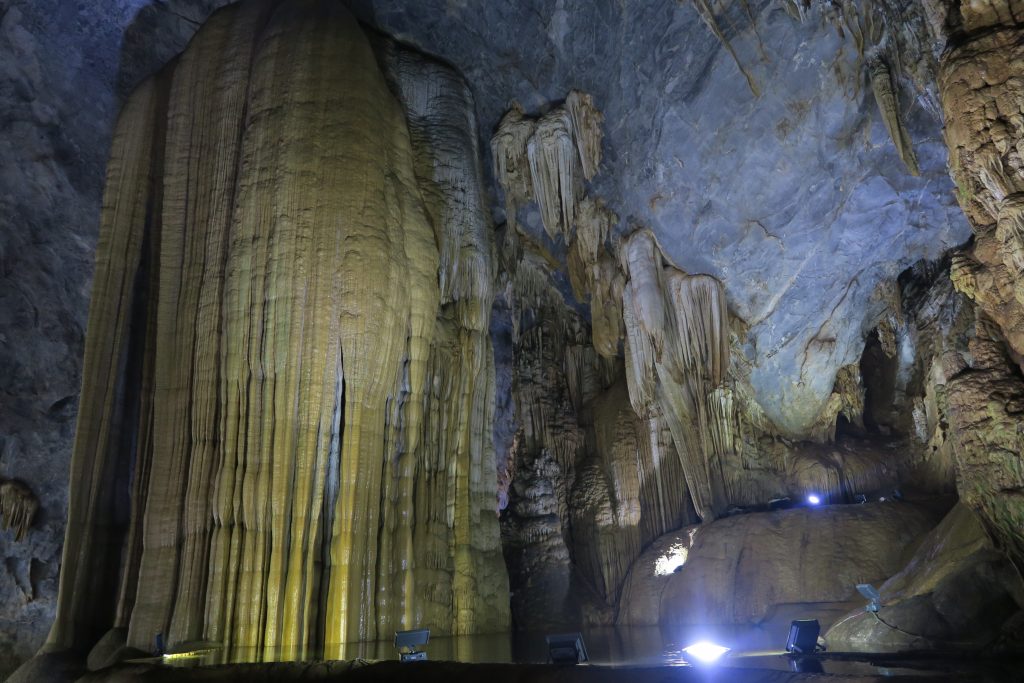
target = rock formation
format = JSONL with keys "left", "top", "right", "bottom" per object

{"left": 826, "top": 503, "right": 1024, "bottom": 652}
{"left": 619, "top": 229, "right": 731, "bottom": 520}
{"left": 934, "top": 0, "right": 1024, "bottom": 568}
{"left": 492, "top": 90, "right": 603, "bottom": 243}
{"left": 618, "top": 502, "right": 943, "bottom": 629}
{"left": 941, "top": 11, "right": 1024, "bottom": 358}
{"left": 0, "top": 479, "right": 37, "bottom": 542}
{"left": 44, "top": 0, "right": 508, "bottom": 661}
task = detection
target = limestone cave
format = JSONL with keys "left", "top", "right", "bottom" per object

{"left": 2, "top": 0, "right": 1024, "bottom": 681}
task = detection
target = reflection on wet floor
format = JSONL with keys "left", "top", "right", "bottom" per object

{"left": 155, "top": 624, "right": 1022, "bottom": 679}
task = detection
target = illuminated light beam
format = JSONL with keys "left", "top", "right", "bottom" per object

{"left": 682, "top": 641, "right": 730, "bottom": 664}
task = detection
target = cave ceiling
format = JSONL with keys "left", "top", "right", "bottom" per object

{"left": 354, "top": 0, "right": 971, "bottom": 435}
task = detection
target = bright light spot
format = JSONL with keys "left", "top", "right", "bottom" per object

{"left": 682, "top": 641, "right": 730, "bottom": 663}
{"left": 655, "top": 542, "right": 689, "bottom": 576}
{"left": 807, "top": 494, "right": 821, "bottom": 505}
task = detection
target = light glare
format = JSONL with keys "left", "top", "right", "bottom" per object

{"left": 682, "top": 641, "right": 730, "bottom": 663}
{"left": 807, "top": 494, "right": 821, "bottom": 505}
{"left": 654, "top": 543, "right": 689, "bottom": 576}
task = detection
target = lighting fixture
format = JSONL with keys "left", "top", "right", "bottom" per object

{"left": 682, "top": 640, "right": 730, "bottom": 663}
{"left": 856, "top": 583, "right": 882, "bottom": 613}
{"left": 807, "top": 494, "right": 821, "bottom": 505}
{"left": 546, "top": 632, "right": 589, "bottom": 665}
{"left": 785, "top": 619, "right": 820, "bottom": 654}
{"left": 394, "top": 628, "right": 430, "bottom": 662}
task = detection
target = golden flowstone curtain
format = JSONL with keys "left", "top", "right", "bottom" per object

{"left": 47, "top": 0, "right": 508, "bottom": 658}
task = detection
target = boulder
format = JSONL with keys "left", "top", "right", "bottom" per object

{"left": 618, "top": 502, "right": 942, "bottom": 628}
{"left": 825, "top": 503, "right": 1024, "bottom": 652}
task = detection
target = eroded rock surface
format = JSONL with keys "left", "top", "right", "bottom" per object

{"left": 351, "top": 0, "right": 970, "bottom": 437}
{"left": 618, "top": 502, "right": 942, "bottom": 627}
{"left": 825, "top": 503, "right": 1024, "bottom": 652}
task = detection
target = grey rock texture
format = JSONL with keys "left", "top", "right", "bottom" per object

{"left": 348, "top": 0, "right": 971, "bottom": 436}
{"left": 618, "top": 501, "right": 943, "bottom": 627}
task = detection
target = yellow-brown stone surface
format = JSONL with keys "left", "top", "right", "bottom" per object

{"left": 47, "top": 0, "right": 508, "bottom": 660}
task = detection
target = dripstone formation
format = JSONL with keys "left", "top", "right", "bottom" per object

{"left": 45, "top": 0, "right": 507, "bottom": 661}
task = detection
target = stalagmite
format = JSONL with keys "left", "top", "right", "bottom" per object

{"left": 47, "top": 0, "right": 508, "bottom": 661}
{"left": 869, "top": 54, "right": 920, "bottom": 176}
{"left": 490, "top": 103, "right": 535, "bottom": 233}
{"left": 0, "top": 479, "right": 38, "bottom": 542}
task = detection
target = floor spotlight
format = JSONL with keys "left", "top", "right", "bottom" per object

{"left": 807, "top": 494, "right": 821, "bottom": 505}
{"left": 682, "top": 640, "right": 730, "bottom": 664}
{"left": 545, "top": 632, "right": 588, "bottom": 665}
{"left": 394, "top": 628, "right": 429, "bottom": 662}
{"left": 785, "top": 619, "right": 820, "bottom": 654}
{"left": 857, "top": 583, "right": 883, "bottom": 613}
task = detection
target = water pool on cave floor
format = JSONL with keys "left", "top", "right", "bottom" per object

{"left": 154, "top": 624, "right": 1019, "bottom": 678}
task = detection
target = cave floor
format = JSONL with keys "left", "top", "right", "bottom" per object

{"left": 76, "top": 658, "right": 1018, "bottom": 683}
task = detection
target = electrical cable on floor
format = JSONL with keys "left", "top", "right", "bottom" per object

{"left": 871, "top": 610, "right": 976, "bottom": 647}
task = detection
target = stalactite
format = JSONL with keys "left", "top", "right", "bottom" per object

{"left": 590, "top": 251, "right": 626, "bottom": 358}
{"left": 527, "top": 108, "right": 579, "bottom": 242}
{"left": 492, "top": 93, "right": 604, "bottom": 244}
{"left": 619, "top": 229, "right": 731, "bottom": 520}
{"left": 567, "top": 196, "right": 616, "bottom": 301}
{"left": 47, "top": 0, "right": 508, "bottom": 660}
{"left": 490, "top": 103, "right": 535, "bottom": 233}
{"left": 0, "top": 479, "right": 38, "bottom": 542}
{"left": 381, "top": 43, "right": 496, "bottom": 332}
{"left": 869, "top": 54, "right": 921, "bottom": 176}
{"left": 565, "top": 90, "right": 603, "bottom": 181}
{"left": 950, "top": 253, "right": 980, "bottom": 299}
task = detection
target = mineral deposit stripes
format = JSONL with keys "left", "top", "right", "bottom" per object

{"left": 47, "top": 0, "right": 507, "bottom": 658}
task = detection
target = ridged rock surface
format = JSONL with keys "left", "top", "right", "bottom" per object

{"left": 617, "top": 502, "right": 941, "bottom": 627}
{"left": 44, "top": 0, "right": 508, "bottom": 663}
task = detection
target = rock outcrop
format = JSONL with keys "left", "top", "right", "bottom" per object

{"left": 6, "top": 0, "right": 1024, "bottom": 672}
{"left": 826, "top": 503, "right": 1024, "bottom": 652}
{"left": 44, "top": 0, "right": 508, "bottom": 662}
{"left": 618, "top": 502, "right": 943, "bottom": 627}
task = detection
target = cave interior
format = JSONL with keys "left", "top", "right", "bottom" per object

{"left": 2, "top": 0, "right": 1024, "bottom": 681}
